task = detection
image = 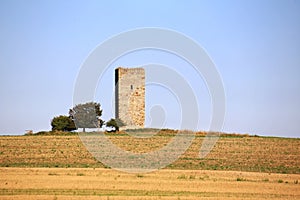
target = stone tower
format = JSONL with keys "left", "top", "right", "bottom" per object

{"left": 115, "top": 67, "right": 145, "bottom": 128}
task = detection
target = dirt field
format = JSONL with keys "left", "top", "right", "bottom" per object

{"left": 0, "top": 132, "right": 299, "bottom": 199}
{"left": 0, "top": 132, "right": 299, "bottom": 173}
{"left": 0, "top": 168, "right": 299, "bottom": 199}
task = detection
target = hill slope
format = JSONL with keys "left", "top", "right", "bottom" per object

{"left": 0, "top": 131, "right": 299, "bottom": 174}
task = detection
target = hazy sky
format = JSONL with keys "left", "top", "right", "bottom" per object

{"left": 0, "top": 0, "right": 299, "bottom": 137}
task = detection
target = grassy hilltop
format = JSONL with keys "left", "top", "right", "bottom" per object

{"left": 1, "top": 129, "right": 299, "bottom": 174}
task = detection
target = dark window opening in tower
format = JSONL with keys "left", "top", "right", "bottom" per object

{"left": 131, "top": 85, "right": 133, "bottom": 90}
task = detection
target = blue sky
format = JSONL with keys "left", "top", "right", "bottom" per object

{"left": 0, "top": 0, "right": 299, "bottom": 137}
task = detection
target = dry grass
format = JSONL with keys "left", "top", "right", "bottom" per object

{"left": 0, "top": 168, "right": 299, "bottom": 199}
{"left": 0, "top": 131, "right": 299, "bottom": 199}
{"left": 1, "top": 131, "right": 299, "bottom": 174}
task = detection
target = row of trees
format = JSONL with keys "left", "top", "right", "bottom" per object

{"left": 51, "top": 102, "right": 125, "bottom": 132}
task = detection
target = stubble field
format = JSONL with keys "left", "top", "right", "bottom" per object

{"left": 0, "top": 130, "right": 299, "bottom": 199}
{"left": 0, "top": 167, "right": 300, "bottom": 199}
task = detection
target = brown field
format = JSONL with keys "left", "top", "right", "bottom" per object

{"left": 0, "top": 131, "right": 299, "bottom": 199}
{"left": 0, "top": 167, "right": 299, "bottom": 199}
{"left": 0, "top": 131, "right": 299, "bottom": 173}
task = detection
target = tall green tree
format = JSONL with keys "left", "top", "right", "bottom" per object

{"left": 69, "top": 102, "right": 104, "bottom": 132}
{"left": 51, "top": 115, "right": 77, "bottom": 131}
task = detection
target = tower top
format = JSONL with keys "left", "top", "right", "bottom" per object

{"left": 115, "top": 67, "right": 145, "bottom": 72}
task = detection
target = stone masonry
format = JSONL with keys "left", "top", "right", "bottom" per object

{"left": 115, "top": 67, "right": 145, "bottom": 128}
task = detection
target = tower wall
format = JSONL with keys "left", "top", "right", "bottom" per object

{"left": 115, "top": 67, "right": 145, "bottom": 128}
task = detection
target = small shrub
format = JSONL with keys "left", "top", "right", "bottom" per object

{"left": 278, "top": 179, "right": 284, "bottom": 183}
{"left": 136, "top": 174, "right": 144, "bottom": 178}
{"left": 237, "top": 177, "right": 246, "bottom": 181}
{"left": 177, "top": 174, "right": 187, "bottom": 179}
{"left": 189, "top": 175, "right": 196, "bottom": 179}
{"left": 211, "top": 165, "right": 218, "bottom": 170}
{"left": 77, "top": 173, "right": 85, "bottom": 176}
{"left": 48, "top": 172, "right": 58, "bottom": 176}
{"left": 199, "top": 175, "right": 209, "bottom": 180}
{"left": 106, "top": 118, "right": 125, "bottom": 132}
{"left": 294, "top": 180, "right": 298, "bottom": 184}
{"left": 34, "top": 131, "right": 48, "bottom": 135}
